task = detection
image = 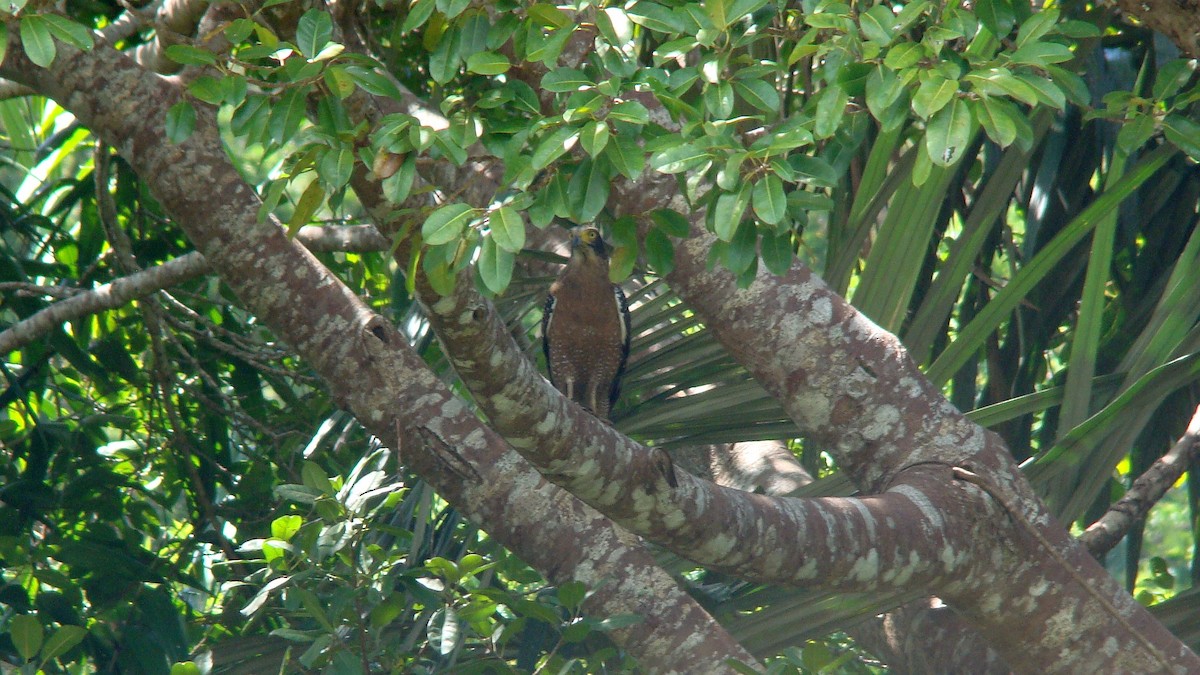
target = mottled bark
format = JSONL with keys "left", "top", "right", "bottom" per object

{"left": 661, "top": 223, "right": 1198, "bottom": 673}
{"left": 352, "top": 177, "right": 982, "bottom": 597}
{"left": 0, "top": 41, "right": 756, "bottom": 674}
{"left": 1113, "top": 0, "right": 1200, "bottom": 57}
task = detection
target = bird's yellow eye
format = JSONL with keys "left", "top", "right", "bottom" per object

{"left": 581, "top": 228, "right": 598, "bottom": 243}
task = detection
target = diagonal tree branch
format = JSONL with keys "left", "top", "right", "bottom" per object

{"left": 657, "top": 219, "right": 1197, "bottom": 672}
{"left": 1081, "top": 404, "right": 1200, "bottom": 556}
{"left": 0, "top": 38, "right": 757, "bottom": 675}
{"left": 351, "top": 173, "right": 976, "bottom": 596}
{"left": 0, "top": 225, "right": 390, "bottom": 356}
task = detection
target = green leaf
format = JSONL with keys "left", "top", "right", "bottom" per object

{"left": 597, "top": 6, "right": 633, "bottom": 45}
{"left": 20, "top": 16, "right": 57, "bottom": 68}
{"left": 295, "top": 9, "right": 332, "bottom": 60}
{"left": 344, "top": 66, "right": 404, "bottom": 100}
{"left": 788, "top": 189, "right": 834, "bottom": 211}
{"left": 605, "top": 135, "right": 645, "bottom": 180}
{"left": 1163, "top": 115, "right": 1200, "bottom": 161}
{"left": 557, "top": 581, "right": 587, "bottom": 610}
{"left": 169, "top": 663, "right": 203, "bottom": 675}
{"left": 721, "top": 218, "right": 758, "bottom": 274}
{"left": 975, "top": 96, "right": 1019, "bottom": 147}
{"left": 466, "top": 51, "right": 510, "bottom": 74}
{"left": 814, "top": 83, "right": 848, "bottom": 139}
{"left": 224, "top": 18, "right": 256, "bottom": 44}
{"left": 40, "top": 625, "right": 87, "bottom": 663}
{"left": 966, "top": 67, "right": 1040, "bottom": 106}
{"left": 1116, "top": 113, "right": 1156, "bottom": 155}
{"left": 975, "top": 0, "right": 1016, "bottom": 36}
{"left": 1015, "top": 8, "right": 1059, "bottom": 47}
{"left": 733, "top": 79, "right": 781, "bottom": 115}
{"left": 884, "top": 42, "right": 923, "bottom": 69}
{"left": 628, "top": 1, "right": 687, "bottom": 33}
{"left": 318, "top": 144, "right": 354, "bottom": 189}
{"left": 608, "top": 100, "right": 651, "bottom": 125}
{"left": 188, "top": 76, "right": 225, "bottom": 105}
{"left": 1009, "top": 42, "right": 1074, "bottom": 66}
{"left": 711, "top": 185, "right": 750, "bottom": 241}
{"left": 1152, "top": 59, "right": 1197, "bottom": 100}
{"left": 644, "top": 227, "right": 675, "bottom": 275}
{"left": 10, "top": 614, "right": 42, "bottom": 661}
{"left": 165, "top": 44, "right": 217, "bottom": 65}
{"left": 651, "top": 208, "right": 690, "bottom": 237}
{"left": 381, "top": 155, "right": 416, "bottom": 203}
{"left": 1015, "top": 73, "right": 1066, "bottom": 109}
{"left": 488, "top": 206, "right": 525, "bottom": 253}
{"left": 752, "top": 174, "right": 787, "bottom": 225}
{"left": 569, "top": 157, "right": 610, "bottom": 222}
{"left": 401, "top": 0, "right": 436, "bottom": 33}
{"left": 705, "top": 81, "right": 735, "bottom": 119}
{"left": 528, "top": 3, "right": 572, "bottom": 28}
{"left": 1045, "top": 65, "right": 1089, "bottom": 106}
{"left": 41, "top": 14, "right": 93, "bottom": 51}
{"left": 542, "top": 67, "right": 593, "bottom": 92}
{"left": 165, "top": 101, "right": 196, "bottom": 144}
{"left": 866, "top": 65, "right": 901, "bottom": 122}
{"left": 287, "top": 180, "right": 325, "bottom": 237}
{"left": 860, "top": 4, "right": 897, "bottom": 44}
{"left": 912, "top": 72, "right": 957, "bottom": 119}
{"left": 269, "top": 88, "right": 308, "bottom": 143}
{"left": 760, "top": 230, "right": 793, "bottom": 275}
{"left": 581, "top": 120, "right": 610, "bottom": 157}
{"left": 531, "top": 126, "right": 580, "bottom": 170}
{"left": 429, "top": 26, "right": 462, "bottom": 85}
{"left": 271, "top": 514, "right": 303, "bottom": 541}
{"left": 926, "top": 97, "right": 974, "bottom": 166}
{"left": 609, "top": 242, "right": 637, "bottom": 282}
{"left": 457, "top": 9, "right": 489, "bottom": 58}
{"left": 787, "top": 156, "right": 839, "bottom": 188}
{"left": 423, "top": 203, "right": 476, "bottom": 246}
{"left": 650, "top": 143, "right": 708, "bottom": 174}
{"left": 478, "top": 236, "right": 514, "bottom": 294}
{"left": 837, "top": 62, "right": 873, "bottom": 97}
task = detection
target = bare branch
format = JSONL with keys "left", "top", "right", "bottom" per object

{"left": 0, "top": 251, "right": 209, "bottom": 356}
{"left": 0, "top": 226, "right": 390, "bottom": 357}
{"left": 1081, "top": 404, "right": 1200, "bottom": 556}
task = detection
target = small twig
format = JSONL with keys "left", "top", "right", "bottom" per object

{"left": 1080, "top": 404, "right": 1200, "bottom": 557}
{"left": 0, "top": 282, "right": 81, "bottom": 298}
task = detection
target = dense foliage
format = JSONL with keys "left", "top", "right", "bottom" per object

{"left": 2, "top": 0, "right": 1199, "bottom": 672}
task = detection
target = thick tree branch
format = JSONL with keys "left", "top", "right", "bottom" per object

{"left": 0, "top": 41, "right": 757, "bottom": 675}
{"left": 658, "top": 222, "right": 1198, "bottom": 673}
{"left": 352, "top": 175, "right": 974, "bottom": 595}
{"left": 1111, "top": 0, "right": 1200, "bottom": 57}
{"left": 1081, "top": 404, "right": 1200, "bottom": 556}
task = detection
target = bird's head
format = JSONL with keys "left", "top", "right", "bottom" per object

{"left": 570, "top": 226, "right": 610, "bottom": 263}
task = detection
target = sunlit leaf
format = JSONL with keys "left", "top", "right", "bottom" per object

{"left": 422, "top": 202, "right": 476, "bottom": 245}
{"left": 20, "top": 16, "right": 56, "bottom": 68}
{"left": 478, "top": 236, "right": 514, "bottom": 294}
{"left": 488, "top": 206, "right": 526, "bottom": 253}
{"left": 165, "top": 101, "right": 196, "bottom": 144}
{"left": 926, "top": 97, "right": 974, "bottom": 166}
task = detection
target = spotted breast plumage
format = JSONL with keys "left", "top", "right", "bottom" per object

{"left": 542, "top": 227, "right": 632, "bottom": 420}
